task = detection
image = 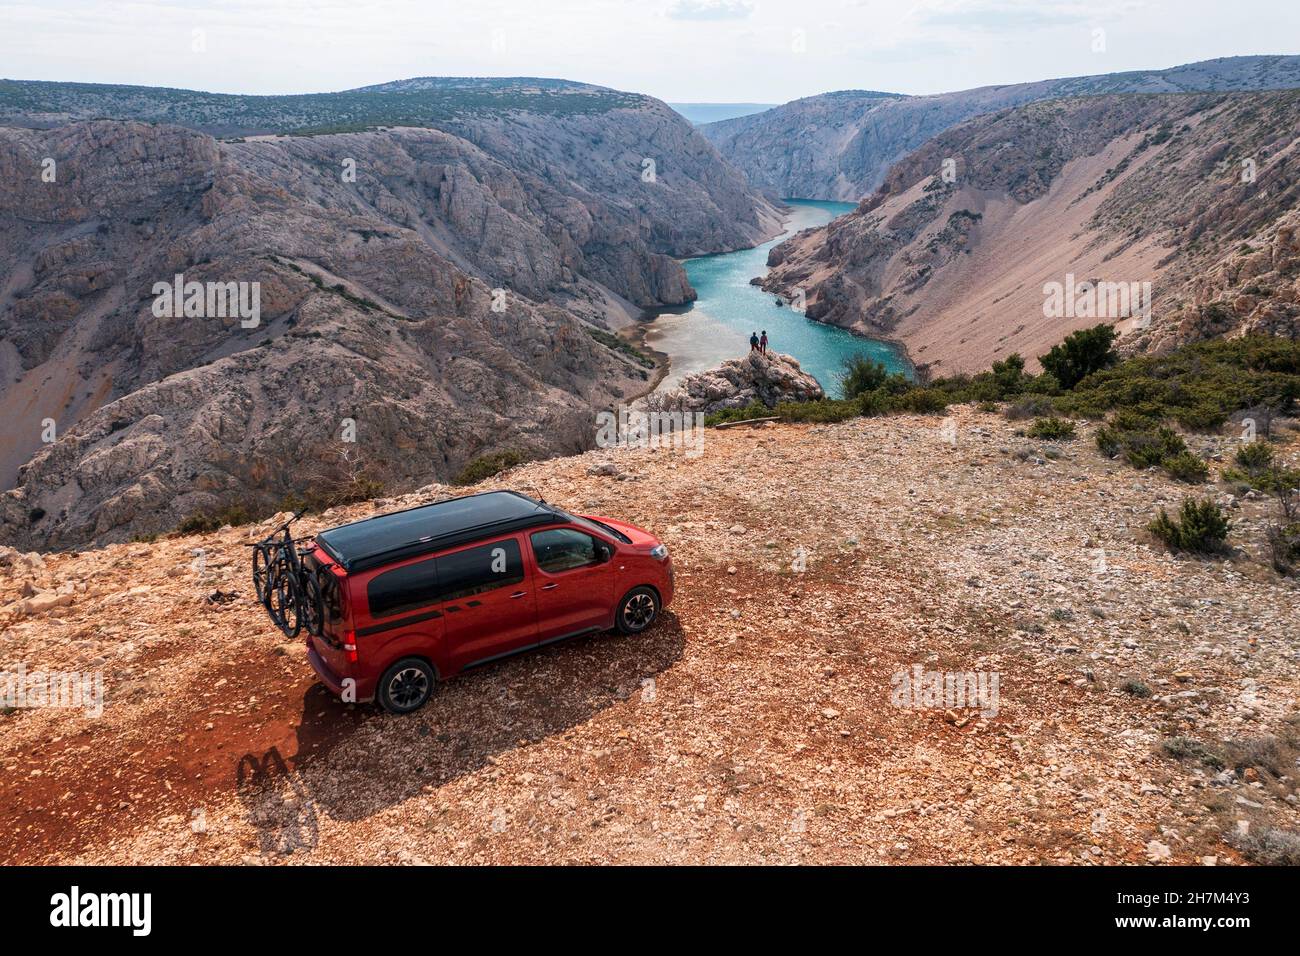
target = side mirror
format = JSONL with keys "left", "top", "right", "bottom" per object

{"left": 595, "top": 542, "right": 613, "bottom": 563}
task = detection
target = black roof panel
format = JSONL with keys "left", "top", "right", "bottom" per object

{"left": 316, "top": 491, "right": 559, "bottom": 573}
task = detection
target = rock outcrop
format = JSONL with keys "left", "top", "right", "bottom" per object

{"left": 700, "top": 55, "right": 1300, "bottom": 201}
{"left": 0, "top": 79, "right": 781, "bottom": 548}
{"left": 646, "top": 352, "right": 824, "bottom": 414}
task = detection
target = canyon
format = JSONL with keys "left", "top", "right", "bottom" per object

{"left": 0, "top": 79, "right": 779, "bottom": 549}
{"left": 760, "top": 90, "right": 1300, "bottom": 375}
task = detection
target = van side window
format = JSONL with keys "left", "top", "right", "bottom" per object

{"left": 436, "top": 539, "right": 525, "bottom": 602}
{"left": 530, "top": 528, "right": 599, "bottom": 574}
{"left": 367, "top": 556, "right": 439, "bottom": 619}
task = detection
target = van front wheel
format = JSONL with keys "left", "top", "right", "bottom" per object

{"left": 377, "top": 658, "right": 435, "bottom": 714}
{"left": 615, "top": 587, "right": 660, "bottom": 635}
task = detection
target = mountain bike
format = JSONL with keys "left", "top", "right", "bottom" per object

{"left": 248, "top": 511, "right": 324, "bottom": 639}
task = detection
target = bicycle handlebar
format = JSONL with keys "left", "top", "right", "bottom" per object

{"left": 242, "top": 509, "right": 306, "bottom": 545}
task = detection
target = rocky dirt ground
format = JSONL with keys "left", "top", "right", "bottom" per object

{"left": 1, "top": 406, "right": 1298, "bottom": 865}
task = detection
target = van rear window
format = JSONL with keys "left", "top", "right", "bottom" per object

{"left": 366, "top": 538, "right": 525, "bottom": 618}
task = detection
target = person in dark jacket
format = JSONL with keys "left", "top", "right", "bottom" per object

{"left": 750, "top": 331, "right": 760, "bottom": 352}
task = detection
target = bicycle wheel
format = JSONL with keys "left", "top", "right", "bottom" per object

{"left": 298, "top": 567, "right": 324, "bottom": 638}
{"left": 265, "top": 550, "right": 301, "bottom": 639}
{"left": 251, "top": 541, "right": 274, "bottom": 607}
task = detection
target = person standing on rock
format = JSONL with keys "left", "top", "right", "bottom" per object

{"left": 750, "top": 331, "right": 760, "bottom": 352}
{"left": 760, "top": 331, "right": 769, "bottom": 355}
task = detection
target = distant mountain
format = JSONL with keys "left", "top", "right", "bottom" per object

{"left": 761, "top": 90, "right": 1300, "bottom": 374}
{"left": 0, "top": 78, "right": 780, "bottom": 547}
{"left": 701, "top": 55, "right": 1300, "bottom": 200}
{"left": 668, "top": 102, "right": 778, "bottom": 124}
{"left": 0, "top": 76, "right": 644, "bottom": 137}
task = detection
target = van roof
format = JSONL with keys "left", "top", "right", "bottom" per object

{"left": 315, "top": 490, "right": 562, "bottom": 573}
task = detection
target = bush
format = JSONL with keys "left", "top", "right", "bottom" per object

{"left": 838, "top": 356, "right": 892, "bottom": 400}
{"left": 177, "top": 503, "right": 254, "bottom": 535}
{"left": 1224, "top": 735, "right": 1288, "bottom": 776}
{"left": 1162, "top": 450, "right": 1210, "bottom": 484}
{"left": 453, "top": 450, "right": 527, "bottom": 486}
{"left": 775, "top": 398, "right": 861, "bottom": 423}
{"left": 1266, "top": 521, "right": 1300, "bottom": 575}
{"left": 1230, "top": 827, "right": 1300, "bottom": 866}
{"left": 1148, "top": 498, "right": 1231, "bottom": 553}
{"left": 1129, "top": 426, "right": 1188, "bottom": 469}
{"left": 1161, "top": 736, "right": 1222, "bottom": 767}
{"left": 1096, "top": 412, "right": 1192, "bottom": 474}
{"left": 704, "top": 400, "right": 772, "bottom": 426}
{"left": 1026, "top": 417, "right": 1075, "bottom": 440}
{"left": 1120, "top": 679, "right": 1152, "bottom": 698}
{"left": 1038, "top": 323, "right": 1118, "bottom": 389}
{"left": 1053, "top": 334, "right": 1300, "bottom": 428}
{"left": 890, "top": 387, "right": 951, "bottom": 414}
{"left": 1235, "top": 441, "right": 1274, "bottom": 474}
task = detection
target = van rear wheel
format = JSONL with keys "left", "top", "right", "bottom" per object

{"left": 377, "top": 658, "right": 435, "bottom": 714}
{"left": 615, "top": 587, "right": 660, "bottom": 635}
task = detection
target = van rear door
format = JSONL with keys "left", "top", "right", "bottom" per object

{"left": 306, "top": 552, "right": 355, "bottom": 687}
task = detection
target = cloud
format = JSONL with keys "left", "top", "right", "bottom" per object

{"left": 666, "top": 0, "right": 757, "bottom": 21}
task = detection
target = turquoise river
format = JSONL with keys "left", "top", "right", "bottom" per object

{"left": 642, "top": 199, "right": 911, "bottom": 398}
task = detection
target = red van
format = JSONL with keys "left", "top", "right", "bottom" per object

{"left": 301, "top": 491, "right": 673, "bottom": 713}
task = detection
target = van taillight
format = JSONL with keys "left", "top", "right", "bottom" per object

{"left": 343, "top": 629, "right": 358, "bottom": 663}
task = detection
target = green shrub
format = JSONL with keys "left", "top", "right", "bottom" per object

{"left": 1095, "top": 426, "right": 1122, "bottom": 459}
{"left": 1161, "top": 736, "right": 1222, "bottom": 767}
{"left": 1110, "top": 423, "right": 1187, "bottom": 469}
{"left": 1026, "top": 417, "right": 1075, "bottom": 440}
{"left": 1038, "top": 324, "right": 1118, "bottom": 389}
{"left": 585, "top": 327, "right": 655, "bottom": 368}
{"left": 177, "top": 503, "right": 254, "bottom": 535}
{"left": 890, "top": 387, "right": 950, "bottom": 414}
{"left": 1266, "top": 521, "right": 1300, "bottom": 574}
{"left": 1148, "top": 498, "right": 1231, "bottom": 553}
{"left": 1235, "top": 441, "right": 1274, "bottom": 474}
{"left": 1004, "top": 394, "right": 1059, "bottom": 420}
{"left": 1162, "top": 450, "right": 1210, "bottom": 484}
{"left": 1173, "top": 401, "right": 1229, "bottom": 431}
{"left": 775, "top": 398, "right": 861, "bottom": 423}
{"left": 279, "top": 476, "right": 386, "bottom": 514}
{"left": 838, "top": 356, "right": 892, "bottom": 400}
{"left": 704, "top": 400, "right": 772, "bottom": 426}
{"left": 454, "top": 450, "right": 527, "bottom": 486}
{"left": 1120, "top": 679, "right": 1152, "bottom": 698}
{"left": 721, "top": 333, "right": 1300, "bottom": 442}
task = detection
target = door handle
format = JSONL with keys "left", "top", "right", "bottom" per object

{"left": 510, "top": 591, "right": 528, "bottom": 599}
{"left": 541, "top": 583, "right": 559, "bottom": 590}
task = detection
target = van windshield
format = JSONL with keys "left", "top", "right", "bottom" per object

{"left": 555, "top": 510, "right": 631, "bottom": 544}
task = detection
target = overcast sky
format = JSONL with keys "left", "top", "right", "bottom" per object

{"left": 2, "top": 0, "right": 1297, "bottom": 103}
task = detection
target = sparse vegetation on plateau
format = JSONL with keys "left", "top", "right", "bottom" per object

{"left": 1026, "top": 417, "right": 1076, "bottom": 440}
{"left": 453, "top": 450, "right": 528, "bottom": 486}
{"left": 1148, "top": 498, "right": 1231, "bottom": 553}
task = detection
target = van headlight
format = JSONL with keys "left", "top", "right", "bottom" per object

{"left": 650, "top": 544, "right": 668, "bottom": 561}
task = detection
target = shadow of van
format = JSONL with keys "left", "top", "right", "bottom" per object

{"left": 234, "top": 613, "right": 686, "bottom": 854}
